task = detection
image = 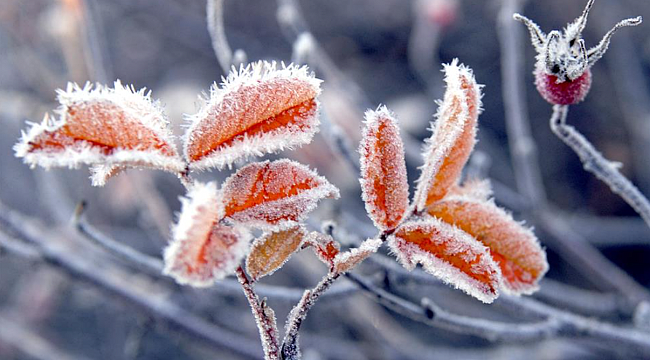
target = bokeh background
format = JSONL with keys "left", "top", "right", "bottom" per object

{"left": 1, "top": 0, "right": 650, "bottom": 359}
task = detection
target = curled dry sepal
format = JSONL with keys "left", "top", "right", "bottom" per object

{"left": 14, "top": 61, "right": 341, "bottom": 287}
{"left": 358, "top": 60, "right": 548, "bottom": 303}
{"left": 514, "top": 0, "right": 642, "bottom": 105}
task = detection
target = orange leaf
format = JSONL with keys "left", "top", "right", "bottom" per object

{"left": 163, "top": 182, "right": 250, "bottom": 287}
{"left": 427, "top": 197, "right": 547, "bottom": 294}
{"left": 304, "top": 232, "right": 340, "bottom": 267}
{"left": 414, "top": 59, "right": 482, "bottom": 210}
{"left": 389, "top": 218, "right": 502, "bottom": 303}
{"left": 14, "top": 81, "right": 185, "bottom": 186}
{"left": 183, "top": 61, "right": 322, "bottom": 171}
{"left": 359, "top": 106, "right": 409, "bottom": 231}
{"left": 332, "top": 238, "right": 382, "bottom": 275}
{"left": 221, "top": 160, "right": 339, "bottom": 229}
{"left": 245, "top": 226, "right": 307, "bottom": 281}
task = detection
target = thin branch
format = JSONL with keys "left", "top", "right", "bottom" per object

{"left": 206, "top": 0, "right": 233, "bottom": 73}
{"left": 235, "top": 266, "right": 280, "bottom": 360}
{"left": 550, "top": 104, "right": 650, "bottom": 228}
{"left": 282, "top": 272, "right": 341, "bottom": 360}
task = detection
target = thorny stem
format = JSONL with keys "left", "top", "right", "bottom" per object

{"left": 235, "top": 266, "right": 281, "bottom": 360}
{"left": 549, "top": 104, "right": 650, "bottom": 229}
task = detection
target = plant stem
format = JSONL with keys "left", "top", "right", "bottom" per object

{"left": 235, "top": 266, "right": 280, "bottom": 360}
{"left": 549, "top": 104, "right": 650, "bottom": 229}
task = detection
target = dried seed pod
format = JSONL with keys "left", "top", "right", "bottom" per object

{"left": 184, "top": 61, "right": 322, "bottom": 171}
{"left": 332, "top": 238, "right": 382, "bottom": 275}
{"left": 427, "top": 198, "right": 547, "bottom": 294}
{"left": 163, "top": 182, "right": 250, "bottom": 287}
{"left": 413, "top": 59, "right": 481, "bottom": 211}
{"left": 389, "top": 218, "right": 502, "bottom": 303}
{"left": 221, "top": 160, "right": 339, "bottom": 229}
{"left": 359, "top": 106, "right": 409, "bottom": 231}
{"left": 14, "top": 81, "right": 184, "bottom": 186}
{"left": 246, "top": 226, "right": 307, "bottom": 281}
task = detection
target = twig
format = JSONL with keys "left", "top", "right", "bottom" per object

{"left": 496, "top": 0, "right": 547, "bottom": 210}
{"left": 549, "top": 104, "right": 650, "bottom": 228}
{"left": 282, "top": 272, "right": 341, "bottom": 360}
{"left": 0, "top": 201, "right": 262, "bottom": 359}
{"left": 206, "top": 0, "right": 233, "bottom": 72}
{"left": 347, "top": 272, "right": 650, "bottom": 357}
{"left": 235, "top": 266, "right": 280, "bottom": 360}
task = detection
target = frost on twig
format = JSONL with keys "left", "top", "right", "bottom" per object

{"left": 163, "top": 182, "right": 250, "bottom": 287}
{"left": 221, "top": 159, "right": 339, "bottom": 230}
{"left": 183, "top": 61, "right": 322, "bottom": 171}
{"left": 549, "top": 105, "right": 650, "bottom": 229}
{"left": 14, "top": 81, "right": 185, "bottom": 186}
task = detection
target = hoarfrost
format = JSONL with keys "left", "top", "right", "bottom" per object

{"left": 332, "top": 238, "right": 382, "bottom": 275}
{"left": 359, "top": 105, "right": 409, "bottom": 231}
{"left": 163, "top": 182, "right": 251, "bottom": 287}
{"left": 183, "top": 61, "right": 322, "bottom": 171}
{"left": 388, "top": 218, "right": 502, "bottom": 303}
{"left": 427, "top": 197, "right": 547, "bottom": 295}
{"left": 413, "top": 59, "right": 482, "bottom": 210}
{"left": 14, "top": 81, "right": 185, "bottom": 186}
{"left": 222, "top": 159, "right": 339, "bottom": 230}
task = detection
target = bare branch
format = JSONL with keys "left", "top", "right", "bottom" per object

{"left": 206, "top": 0, "right": 233, "bottom": 73}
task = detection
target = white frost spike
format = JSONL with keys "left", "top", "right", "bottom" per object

{"left": 332, "top": 238, "right": 382, "bottom": 275}
{"left": 388, "top": 218, "right": 502, "bottom": 303}
{"left": 14, "top": 81, "right": 185, "bottom": 186}
{"left": 222, "top": 159, "right": 340, "bottom": 230}
{"left": 359, "top": 106, "right": 409, "bottom": 231}
{"left": 163, "top": 182, "right": 250, "bottom": 287}
{"left": 446, "top": 178, "right": 493, "bottom": 202}
{"left": 413, "top": 59, "right": 482, "bottom": 210}
{"left": 183, "top": 61, "right": 322, "bottom": 171}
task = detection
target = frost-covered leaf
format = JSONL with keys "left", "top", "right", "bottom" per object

{"left": 332, "top": 238, "right": 382, "bottom": 275}
{"left": 221, "top": 159, "right": 339, "bottom": 229}
{"left": 388, "top": 218, "right": 502, "bottom": 303}
{"left": 304, "top": 231, "right": 340, "bottom": 267}
{"left": 446, "top": 178, "right": 493, "bottom": 202}
{"left": 14, "top": 81, "right": 185, "bottom": 186}
{"left": 163, "top": 182, "right": 250, "bottom": 287}
{"left": 246, "top": 226, "right": 307, "bottom": 281}
{"left": 413, "top": 59, "right": 482, "bottom": 210}
{"left": 427, "top": 197, "right": 547, "bottom": 294}
{"left": 359, "top": 106, "right": 409, "bottom": 231}
{"left": 183, "top": 61, "right": 322, "bottom": 171}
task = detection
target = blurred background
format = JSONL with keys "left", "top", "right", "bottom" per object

{"left": 1, "top": 0, "right": 650, "bottom": 359}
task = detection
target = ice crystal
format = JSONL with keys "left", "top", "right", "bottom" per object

{"left": 183, "top": 61, "right": 322, "bottom": 171}
{"left": 221, "top": 159, "right": 339, "bottom": 230}
{"left": 427, "top": 197, "right": 548, "bottom": 294}
{"left": 414, "top": 59, "right": 482, "bottom": 211}
{"left": 163, "top": 182, "right": 250, "bottom": 287}
{"left": 245, "top": 226, "right": 307, "bottom": 281}
{"left": 359, "top": 106, "right": 409, "bottom": 231}
{"left": 14, "top": 81, "right": 184, "bottom": 186}
{"left": 389, "top": 218, "right": 502, "bottom": 303}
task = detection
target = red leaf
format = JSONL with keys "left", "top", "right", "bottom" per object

{"left": 14, "top": 82, "right": 184, "bottom": 186}
{"left": 183, "top": 61, "right": 321, "bottom": 171}
{"left": 163, "top": 182, "right": 250, "bottom": 287}
{"left": 427, "top": 197, "right": 547, "bottom": 294}
{"left": 414, "top": 59, "right": 482, "bottom": 210}
{"left": 359, "top": 106, "right": 409, "bottom": 231}
{"left": 304, "top": 232, "right": 340, "bottom": 267}
{"left": 389, "top": 218, "right": 502, "bottom": 303}
{"left": 332, "top": 238, "right": 382, "bottom": 275}
{"left": 221, "top": 160, "right": 339, "bottom": 229}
